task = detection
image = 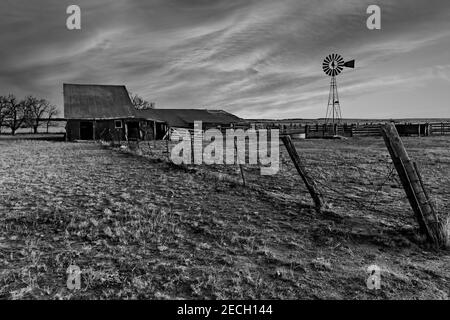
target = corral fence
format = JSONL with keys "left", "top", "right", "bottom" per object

{"left": 429, "top": 122, "right": 450, "bottom": 136}
{"left": 278, "top": 122, "right": 450, "bottom": 138}
{"left": 97, "top": 122, "right": 450, "bottom": 142}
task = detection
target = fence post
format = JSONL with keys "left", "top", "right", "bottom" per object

{"left": 234, "top": 139, "right": 246, "bottom": 187}
{"left": 381, "top": 123, "right": 447, "bottom": 248}
{"left": 281, "top": 135, "right": 323, "bottom": 212}
{"left": 166, "top": 138, "right": 170, "bottom": 160}
{"left": 93, "top": 120, "right": 96, "bottom": 141}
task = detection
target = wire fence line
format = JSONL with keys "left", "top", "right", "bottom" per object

{"left": 313, "top": 165, "right": 400, "bottom": 214}
{"left": 277, "top": 141, "right": 409, "bottom": 217}
{"left": 97, "top": 132, "right": 448, "bottom": 227}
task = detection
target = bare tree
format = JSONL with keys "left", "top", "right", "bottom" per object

{"left": 129, "top": 92, "right": 155, "bottom": 110}
{"left": 0, "top": 96, "right": 9, "bottom": 134}
{"left": 24, "top": 96, "right": 51, "bottom": 134}
{"left": 46, "top": 105, "right": 59, "bottom": 133}
{"left": 2, "top": 94, "right": 27, "bottom": 135}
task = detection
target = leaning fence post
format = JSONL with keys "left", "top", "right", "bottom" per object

{"left": 281, "top": 135, "right": 323, "bottom": 212}
{"left": 381, "top": 123, "right": 448, "bottom": 248}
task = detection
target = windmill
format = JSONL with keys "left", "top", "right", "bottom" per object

{"left": 322, "top": 54, "right": 355, "bottom": 135}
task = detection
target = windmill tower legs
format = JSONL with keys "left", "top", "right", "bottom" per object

{"left": 325, "top": 76, "right": 342, "bottom": 135}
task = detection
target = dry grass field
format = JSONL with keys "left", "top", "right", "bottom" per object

{"left": 0, "top": 137, "right": 449, "bottom": 299}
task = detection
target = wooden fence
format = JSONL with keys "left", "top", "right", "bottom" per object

{"left": 279, "top": 122, "right": 450, "bottom": 138}
{"left": 130, "top": 122, "right": 450, "bottom": 140}
{"left": 429, "top": 122, "right": 450, "bottom": 136}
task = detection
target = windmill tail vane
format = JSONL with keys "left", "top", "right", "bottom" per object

{"left": 344, "top": 60, "right": 355, "bottom": 68}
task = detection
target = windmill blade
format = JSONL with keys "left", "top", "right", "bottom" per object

{"left": 344, "top": 60, "right": 355, "bottom": 68}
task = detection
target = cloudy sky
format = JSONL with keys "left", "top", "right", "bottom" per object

{"left": 1, "top": 0, "right": 450, "bottom": 119}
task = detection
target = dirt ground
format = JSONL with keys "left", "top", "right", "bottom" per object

{"left": 0, "top": 137, "right": 449, "bottom": 299}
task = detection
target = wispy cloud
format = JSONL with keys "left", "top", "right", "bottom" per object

{"left": 0, "top": 0, "right": 449, "bottom": 118}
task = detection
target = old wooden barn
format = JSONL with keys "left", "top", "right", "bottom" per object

{"left": 64, "top": 84, "right": 165, "bottom": 141}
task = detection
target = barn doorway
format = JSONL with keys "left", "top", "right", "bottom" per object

{"left": 155, "top": 122, "right": 167, "bottom": 140}
{"left": 80, "top": 121, "right": 93, "bottom": 140}
{"left": 127, "top": 121, "right": 140, "bottom": 141}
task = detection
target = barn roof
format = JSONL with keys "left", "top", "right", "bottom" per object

{"left": 135, "top": 109, "right": 241, "bottom": 128}
{"left": 64, "top": 84, "right": 138, "bottom": 120}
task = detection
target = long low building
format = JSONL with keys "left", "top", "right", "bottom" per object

{"left": 134, "top": 108, "right": 241, "bottom": 130}
{"left": 63, "top": 83, "right": 241, "bottom": 141}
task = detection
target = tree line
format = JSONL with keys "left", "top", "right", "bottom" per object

{"left": 0, "top": 94, "right": 59, "bottom": 135}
